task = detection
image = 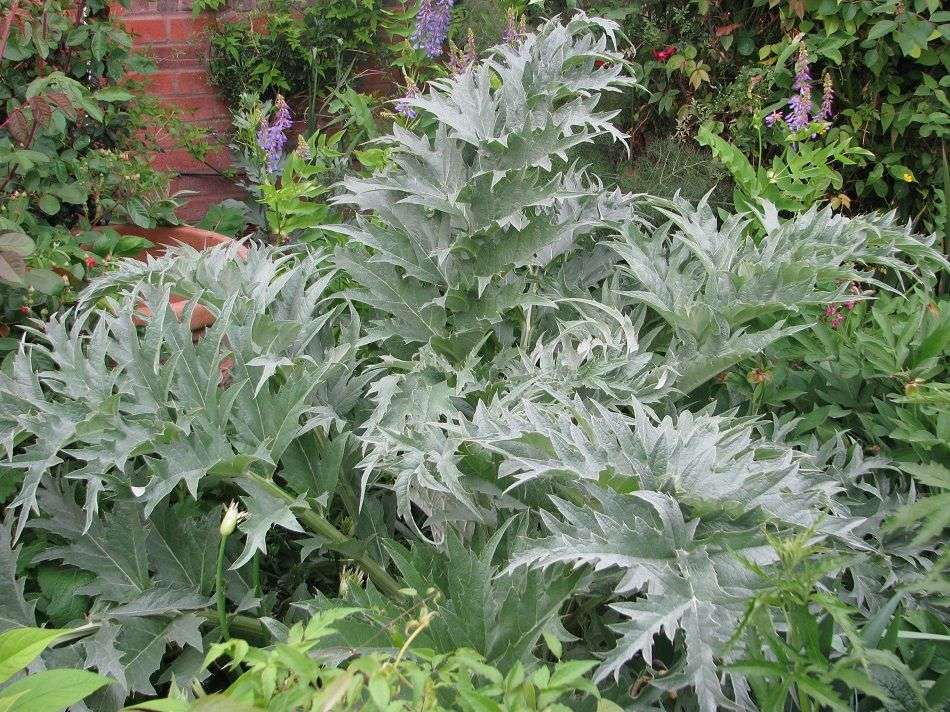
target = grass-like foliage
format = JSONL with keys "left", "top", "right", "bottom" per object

{"left": 0, "top": 14, "right": 947, "bottom": 712}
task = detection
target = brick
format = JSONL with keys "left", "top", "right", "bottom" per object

{"left": 153, "top": 146, "right": 230, "bottom": 173}
{"left": 160, "top": 94, "right": 232, "bottom": 122}
{"left": 145, "top": 70, "right": 177, "bottom": 94}
{"left": 148, "top": 44, "right": 203, "bottom": 68}
{"left": 358, "top": 67, "right": 399, "bottom": 97}
{"left": 175, "top": 69, "right": 214, "bottom": 95}
{"left": 171, "top": 175, "right": 249, "bottom": 222}
{"left": 168, "top": 14, "right": 212, "bottom": 42}
{"left": 125, "top": 16, "right": 167, "bottom": 42}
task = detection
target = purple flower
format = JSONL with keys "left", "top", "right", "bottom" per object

{"left": 786, "top": 93, "right": 811, "bottom": 131}
{"left": 792, "top": 44, "right": 811, "bottom": 91}
{"left": 257, "top": 94, "right": 292, "bottom": 173}
{"left": 396, "top": 79, "right": 419, "bottom": 119}
{"left": 764, "top": 110, "right": 783, "bottom": 127}
{"left": 784, "top": 44, "right": 812, "bottom": 132}
{"left": 412, "top": 0, "right": 454, "bottom": 58}
{"left": 502, "top": 7, "right": 525, "bottom": 46}
{"left": 818, "top": 72, "right": 834, "bottom": 120}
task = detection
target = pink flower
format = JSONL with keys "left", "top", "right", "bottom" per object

{"left": 652, "top": 46, "right": 677, "bottom": 62}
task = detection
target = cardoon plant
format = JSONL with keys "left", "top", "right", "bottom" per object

{"left": 0, "top": 15, "right": 945, "bottom": 712}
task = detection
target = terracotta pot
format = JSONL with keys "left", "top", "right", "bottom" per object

{"left": 106, "top": 224, "right": 248, "bottom": 333}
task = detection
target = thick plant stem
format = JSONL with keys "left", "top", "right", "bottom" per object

{"left": 215, "top": 536, "right": 230, "bottom": 639}
{"left": 198, "top": 610, "right": 268, "bottom": 644}
{"left": 245, "top": 473, "right": 404, "bottom": 599}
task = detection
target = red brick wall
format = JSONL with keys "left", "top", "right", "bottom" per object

{"left": 114, "top": 0, "right": 401, "bottom": 223}
{"left": 113, "top": 1, "right": 248, "bottom": 222}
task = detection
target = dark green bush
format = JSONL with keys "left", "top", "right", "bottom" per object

{"left": 207, "top": 0, "right": 382, "bottom": 108}
{"left": 0, "top": 0, "right": 180, "bottom": 333}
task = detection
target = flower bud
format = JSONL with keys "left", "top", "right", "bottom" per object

{"left": 220, "top": 501, "right": 247, "bottom": 536}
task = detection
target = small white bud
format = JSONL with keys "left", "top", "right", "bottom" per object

{"left": 220, "top": 501, "right": 247, "bottom": 537}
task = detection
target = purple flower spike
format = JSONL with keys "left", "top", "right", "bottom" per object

{"left": 396, "top": 79, "right": 419, "bottom": 119}
{"left": 784, "top": 44, "right": 812, "bottom": 132}
{"left": 257, "top": 94, "right": 292, "bottom": 174}
{"left": 764, "top": 110, "right": 783, "bottom": 127}
{"left": 792, "top": 44, "right": 811, "bottom": 91}
{"left": 786, "top": 93, "right": 811, "bottom": 131}
{"left": 818, "top": 72, "right": 834, "bottom": 120}
{"left": 412, "top": 0, "right": 454, "bottom": 58}
{"left": 447, "top": 29, "right": 477, "bottom": 74}
{"left": 503, "top": 7, "right": 525, "bottom": 46}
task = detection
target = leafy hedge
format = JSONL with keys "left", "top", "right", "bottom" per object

{"left": 579, "top": 0, "right": 949, "bottom": 229}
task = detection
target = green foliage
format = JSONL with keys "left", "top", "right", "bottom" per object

{"left": 227, "top": 94, "right": 346, "bottom": 242}
{"left": 196, "top": 200, "right": 251, "bottom": 238}
{"left": 206, "top": 0, "right": 381, "bottom": 107}
{"left": 577, "top": 0, "right": 947, "bottom": 227}
{"left": 131, "top": 609, "right": 608, "bottom": 712}
{"left": 0, "top": 0, "right": 183, "bottom": 327}
{"left": 0, "top": 626, "right": 111, "bottom": 711}
{"left": 0, "top": 15, "right": 947, "bottom": 712}
{"left": 258, "top": 141, "right": 341, "bottom": 243}
{"left": 610, "top": 136, "right": 732, "bottom": 208}
{"left": 698, "top": 123, "right": 872, "bottom": 214}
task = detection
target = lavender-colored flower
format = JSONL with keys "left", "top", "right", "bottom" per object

{"left": 818, "top": 72, "right": 834, "bottom": 120}
{"left": 784, "top": 44, "right": 812, "bottom": 131}
{"left": 395, "top": 79, "right": 419, "bottom": 119}
{"left": 502, "top": 7, "right": 524, "bottom": 45}
{"left": 786, "top": 92, "right": 811, "bottom": 131}
{"left": 412, "top": 0, "right": 454, "bottom": 58}
{"left": 257, "top": 94, "right": 292, "bottom": 173}
{"left": 764, "top": 110, "right": 783, "bottom": 127}
{"left": 792, "top": 44, "right": 811, "bottom": 91}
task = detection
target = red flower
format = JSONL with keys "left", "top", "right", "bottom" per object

{"left": 594, "top": 59, "right": 607, "bottom": 69}
{"left": 652, "top": 45, "right": 677, "bottom": 62}
{"left": 19, "top": 305, "right": 30, "bottom": 315}
{"left": 84, "top": 255, "right": 97, "bottom": 269}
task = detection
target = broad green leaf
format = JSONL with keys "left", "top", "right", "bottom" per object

{"left": 0, "top": 668, "right": 111, "bottom": 712}
{"left": 0, "top": 627, "right": 73, "bottom": 683}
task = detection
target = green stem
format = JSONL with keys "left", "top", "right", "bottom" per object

{"left": 198, "top": 610, "right": 269, "bottom": 645}
{"left": 216, "top": 535, "right": 230, "bottom": 639}
{"left": 245, "top": 473, "right": 405, "bottom": 600}
{"left": 251, "top": 551, "right": 262, "bottom": 599}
